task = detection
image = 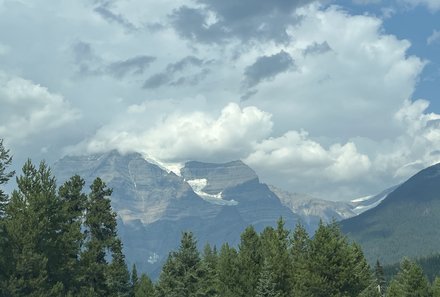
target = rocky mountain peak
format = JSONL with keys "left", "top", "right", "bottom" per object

{"left": 181, "top": 160, "right": 258, "bottom": 195}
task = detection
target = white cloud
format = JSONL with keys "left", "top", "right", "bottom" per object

{"left": 400, "top": 0, "right": 440, "bottom": 11}
{"left": 0, "top": 73, "right": 81, "bottom": 143}
{"left": 71, "top": 102, "right": 273, "bottom": 162}
{"left": 427, "top": 30, "right": 440, "bottom": 45}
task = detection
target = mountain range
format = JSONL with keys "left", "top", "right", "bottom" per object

{"left": 53, "top": 150, "right": 411, "bottom": 276}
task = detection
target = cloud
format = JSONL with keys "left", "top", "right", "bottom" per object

{"left": 427, "top": 29, "right": 440, "bottom": 45}
{"left": 400, "top": 0, "right": 440, "bottom": 11}
{"left": 94, "top": 3, "right": 137, "bottom": 31}
{"left": 0, "top": 73, "right": 80, "bottom": 144}
{"left": 70, "top": 103, "right": 273, "bottom": 162}
{"left": 170, "top": 0, "right": 316, "bottom": 43}
{"left": 72, "top": 41, "right": 156, "bottom": 79}
{"left": 244, "top": 131, "right": 371, "bottom": 191}
{"left": 107, "top": 56, "right": 156, "bottom": 78}
{"left": 143, "top": 56, "right": 211, "bottom": 89}
{"left": 244, "top": 51, "right": 295, "bottom": 87}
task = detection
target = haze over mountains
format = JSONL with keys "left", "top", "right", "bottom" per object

{"left": 52, "top": 149, "right": 399, "bottom": 276}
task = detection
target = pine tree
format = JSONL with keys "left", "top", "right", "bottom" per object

{"left": 432, "top": 276, "right": 440, "bottom": 297}
{"left": 5, "top": 161, "right": 66, "bottom": 295}
{"left": 107, "top": 239, "right": 131, "bottom": 297}
{"left": 386, "top": 258, "right": 432, "bottom": 297}
{"left": 303, "top": 221, "right": 371, "bottom": 297}
{"left": 0, "top": 139, "right": 14, "bottom": 217}
{"left": 217, "top": 243, "right": 240, "bottom": 297}
{"left": 134, "top": 274, "right": 155, "bottom": 297}
{"left": 57, "top": 175, "right": 88, "bottom": 294}
{"left": 237, "top": 225, "right": 263, "bottom": 297}
{"left": 290, "top": 223, "right": 310, "bottom": 297}
{"left": 256, "top": 260, "right": 281, "bottom": 297}
{"left": 155, "top": 231, "right": 202, "bottom": 297}
{"left": 80, "top": 177, "right": 129, "bottom": 296}
{"left": 131, "top": 264, "right": 139, "bottom": 296}
{"left": 374, "top": 260, "right": 386, "bottom": 296}
{"left": 197, "top": 244, "right": 219, "bottom": 297}
{"left": 0, "top": 139, "right": 14, "bottom": 295}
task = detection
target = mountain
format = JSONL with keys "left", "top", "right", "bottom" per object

{"left": 341, "top": 162, "right": 440, "bottom": 265}
{"left": 269, "top": 185, "right": 356, "bottom": 232}
{"left": 52, "top": 150, "right": 300, "bottom": 277}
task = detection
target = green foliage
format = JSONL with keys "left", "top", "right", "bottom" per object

{"left": 256, "top": 260, "right": 281, "bottom": 297}
{"left": 386, "top": 258, "right": 432, "bottom": 297}
{"left": 0, "top": 138, "right": 14, "bottom": 217}
{"left": 432, "top": 276, "right": 440, "bottom": 297}
{"left": 155, "top": 232, "right": 202, "bottom": 297}
{"left": 237, "top": 225, "right": 263, "bottom": 297}
{"left": 135, "top": 274, "right": 154, "bottom": 297}
{"left": 217, "top": 243, "right": 240, "bottom": 297}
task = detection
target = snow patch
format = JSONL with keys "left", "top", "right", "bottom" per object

{"left": 142, "top": 153, "right": 183, "bottom": 176}
{"left": 186, "top": 178, "right": 238, "bottom": 206}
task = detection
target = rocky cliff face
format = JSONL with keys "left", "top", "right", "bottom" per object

{"left": 53, "top": 151, "right": 301, "bottom": 277}
{"left": 269, "top": 185, "right": 356, "bottom": 232}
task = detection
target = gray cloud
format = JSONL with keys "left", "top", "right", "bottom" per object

{"left": 244, "top": 51, "right": 295, "bottom": 87}
{"left": 72, "top": 42, "right": 155, "bottom": 79}
{"left": 107, "top": 56, "right": 156, "bottom": 78}
{"left": 143, "top": 56, "right": 211, "bottom": 89}
{"left": 304, "top": 41, "right": 332, "bottom": 55}
{"left": 143, "top": 73, "right": 171, "bottom": 89}
{"left": 94, "top": 4, "right": 137, "bottom": 31}
{"left": 170, "top": 0, "right": 315, "bottom": 43}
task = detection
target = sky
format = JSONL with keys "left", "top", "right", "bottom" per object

{"left": 0, "top": 0, "right": 439, "bottom": 200}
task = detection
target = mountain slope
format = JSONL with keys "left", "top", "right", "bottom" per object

{"left": 52, "top": 151, "right": 300, "bottom": 277}
{"left": 341, "top": 163, "right": 440, "bottom": 265}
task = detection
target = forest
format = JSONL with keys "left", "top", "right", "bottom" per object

{"left": 0, "top": 139, "right": 440, "bottom": 297}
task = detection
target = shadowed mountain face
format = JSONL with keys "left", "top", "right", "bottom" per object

{"left": 52, "top": 151, "right": 300, "bottom": 277}
{"left": 341, "top": 163, "right": 440, "bottom": 265}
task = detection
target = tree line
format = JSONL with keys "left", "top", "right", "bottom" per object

{"left": 1, "top": 139, "right": 440, "bottom": 296}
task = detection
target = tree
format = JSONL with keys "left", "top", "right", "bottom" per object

{"left": 131, "top": 264, "right": 139, "bottom": 296}
{"left": 386, "top": 258, "right": 432, "bottom": 297}
{"left": 134, "top": 274, "right": 154, "bottom": 297}
{"left": 290, "top": 223, "right": 310, "bottom": 297}
{"left": 256, "top": 260, "right": 281, "bottom": 297}
{"left": 217, "top": 243, "right": 240, "bottom": 297}
{"left": 432, "top": 276, "right": 440, "bottom": 297}
{"left": 0, "top": 139, "right": 14, "bottom": 295}
{"left": 374, "top": 260, "right": 386, "bottom": 296}
{"left": 197, "top": 244, "right": 219, "bottom": 297}
{"left": 5, "top": 161, "right": 66, "bottom": 296}
{"left": 237, "top": 225, "right": 263, "bottom": 297}
{"left": 80, "top": 177, "right": 129, "bottom": 296}
{"left": 155, "top": 232, "right": 202, "bottom": 297}
{"left": 0, "top": 139, "right": 14, "bottom": 217}
{"left": 303, "top": 221, "right": 371, "bottom": 297}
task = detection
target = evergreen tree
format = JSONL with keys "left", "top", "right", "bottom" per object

{"left": 237, "top": 225, "right": 263, "bottom": 297}
{"left": 290, "top": 223, "right": 310, "bottom": 297}
{"left": 303, "top": 221, "right": 371, "bottom": 297}
{"left": 386, "top": 258, "right": 432, "bottom": 297}
{"left": 256, "top": 260, "right": 281, "bottom": 297}
{"left": 57, "top": 175, "right": 88, "bottom": 294}
{"left": 374, "top": 260, "right": 386, "bottom": 296}
{"left": 197, "top": 244, "right": 219, "bottom": 297}
{"left": 107, "top": 239, "right": 131, "bottom": 297}
{"left": 0, "top": 139, "right": 14, "bottom": 295}
{"left": 80, "top": 177, "right": 128, "bottom": 296}
{"left": 0, "top": 139, "right": 14, "bottom": 217}
{"left": 155, "top": 232, "right": 202, "bottom": 297}
{"left": 135, "top": 274, "right": 154, "bottom": 297}
{"left": 432, "top": 276, "right": 440, "bottom": 297}
{"left": 131, "top": 264, "right": 139, "bottom": 296}
{"left": 5, "top": 161, "right": 66, "bottom": 296}
{"left": 217, "top": 243, "right": 240, "bottom": 297}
